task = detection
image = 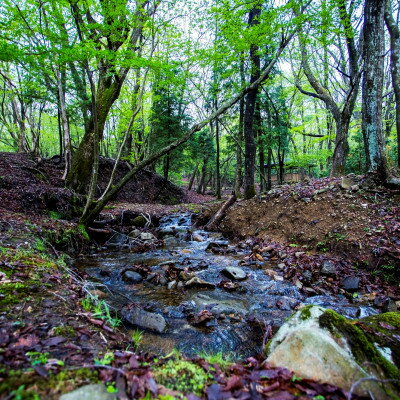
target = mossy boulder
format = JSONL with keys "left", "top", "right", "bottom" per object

{"left": 132, "top": 215, "right": 147, "bottom": 228}
{"left": 265, "top": 306, "right": 400, "bottom": 398}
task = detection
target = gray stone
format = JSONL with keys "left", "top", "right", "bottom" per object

{"left": 340, "top": 176, "right": 355, "bottom": 190}
{"left": 122, "top": 270, "right": 143, "bottom": 284}
{"left": 184, "top": 277, "right": 215, "bottom": 289}
{"left": 192, "top": 233, "right": 205, "bottom": 242}
{"left": 140, "top": 232, "right": 156, "bottom": 241}
{"left": 301, "top": 270, "right": 313, "bottom": 284}
{"left": 121, "top": 306, "right": 166, "bottom": 333}
{"left": 106, "top": 232, "right": 129, "bottom": 247}
{"left": 341, "top": 276, "right": 360, "bottom": 292}
{"left": 321, "top": 261, "right": 337, "bottom": 276}
{"left": 128, "top": 229, "right": 141, "bottom": 238}
{"left": 167, "top": 280, "right": 177, "bottom": 290}
{"left": 222, "top": 267, "right": 247, "bottom": 281}
{"left": 266, "top": 306, "right": 392, "bottom": 399}
{"left": 163, "top": 236, "right": 179, "bottom": 246}
{"left": 60, "top": 384, "right": 117, "bottom": 400}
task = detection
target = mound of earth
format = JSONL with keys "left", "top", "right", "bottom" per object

{"left": 0, "top": 153, "right": 186, "bottom": 217}
{"left": 200, "top": 175, "right": 400, "bottom": 299}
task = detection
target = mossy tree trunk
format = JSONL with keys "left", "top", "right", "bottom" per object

{"left": 362, "top": 0, "right": 387, "bottom": 180}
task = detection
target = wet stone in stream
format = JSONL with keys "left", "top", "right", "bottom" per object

{"left": 76, "top": 213, "right": 378, "bottom": 358}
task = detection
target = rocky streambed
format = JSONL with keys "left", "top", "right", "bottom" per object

{"left": 75, "top": 213, "right": 377, "bottom": 357}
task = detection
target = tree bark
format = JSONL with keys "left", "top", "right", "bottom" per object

{"left": 234, "top": 53, "right": 245, "bottom": 197}
{"left": 243, "top": 4, "right": 261, "bottom": 199}
{"left": 362, "top": 0, "right": 387, "bottom": 179}
{"left": 384, "top": 0, "right": 400, "bottom": 168}
{"left": 205, "top": 194, "right": 236, "bottom": 231}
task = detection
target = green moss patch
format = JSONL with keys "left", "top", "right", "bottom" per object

{"left": 154, "top": 358, "right": 211, "bottom": 396}
{"left": 0, "top": 368, "right": 99, "bottom": 399}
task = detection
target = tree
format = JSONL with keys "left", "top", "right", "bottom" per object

{"left": 362, "top": 0, "right": 387, "bottom": 179}
{"left": 384, "top": 0, "right": 400, "bottom": 168}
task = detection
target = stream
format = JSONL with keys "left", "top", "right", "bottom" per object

{"left": 75, "top": 213, "right": 377, "bottom": 358}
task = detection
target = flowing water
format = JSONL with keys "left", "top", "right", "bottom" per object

{"left": 75, "top": 213, "right": 376, "bottom": 358}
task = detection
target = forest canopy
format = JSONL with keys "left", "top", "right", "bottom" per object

{"left": 0, "top": 0, "right": 399, "bottom": 223}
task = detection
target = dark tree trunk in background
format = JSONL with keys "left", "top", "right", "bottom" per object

{"left": 385, "top": 0, "right": 400, "bottom": 169}
{"left": 243, "top": 4, "right": 261, "bottom": 199}
{"left": 234, "top": 54, "right": 245, "bottom": 197}
{"left": 362, "top": 0, "right": 387, "bottom": 179}
{"left": 197, "top": 158, "right": 208, "bottom": 194}
{"left": 188, "top": 163, "right": 199, "bottom": 191}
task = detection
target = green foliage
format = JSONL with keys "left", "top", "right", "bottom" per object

{"left": 154, "top": 357, "right": 212, "bottom": 396}
{"left": 26, "top": 351, "right": 49, "bottom": 366}
{"left": 197, "top": 351, "right": 233, "bottom": 370}
{"left": 131, "top": 329, "right": 144, "bottom": 350}
{"left": 95, "top": 352, "right": 115, "bottom": 366}
{"left": 81, "top": 295, "right": 121, "bottom": 328}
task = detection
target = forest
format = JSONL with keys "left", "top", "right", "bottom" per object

{"left": 0, "top": 0, "right": 400, "bottom": 399}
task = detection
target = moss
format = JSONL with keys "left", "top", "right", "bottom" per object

{"left": 360, "top": 312, "right": 400, "bottom": 367}
{"left": 53, "top": 325, "right": 76, "bottom": 338}
{"left": 319, "top": 309, "right": 400, "bottom": 392}
{"left": 0, "top": 368, "right": 99, "bottom": 399}
{"left": 264, "top": 339, "right": 272, "bottom": 355}
{"left": 132, "top": 216, "right": 147, "bottom": 228}
{"left": 154, "top": 358, "right": 211, "bottom": 396}
{"left": 244, "top": 186, "right": 256, "bottom": 200}
{"left": 299, "top": 305, "right": 314, "bottom": 321}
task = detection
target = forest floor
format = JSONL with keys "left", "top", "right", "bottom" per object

{"left": 0, "top": 153, "right": 398, "bottom": 399}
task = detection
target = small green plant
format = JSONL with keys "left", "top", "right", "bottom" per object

{"left": 81, "top": 296, "right": 92, "bottom": 311}
{"left": 92, "top": 300, "right": 121, "bottom": 328}
{"left": 78, "top": 224, "right": 90, "bottom": 240}
{"left": 197, "top": 351, "right": 233, "bottom": 370}
{"left": 10, "top": 385, "right": 40, "bottom": 400}
{"left": 49, "top": 211, "right": 63, "bottom": 220}
{"left": 106, "top": 383, "right": 118, "bottom": 393}
{"left": 289, "top": 243, "right": 299, "bottom": 248}
{"left": 313, "top": 396, "right": 325, "bottom": 400}
{"left": 95, "top": 352, "right": 115, "bottom": 366}
{"left": 34, "top": 239, "right": 46, "bottom": 252}
{"left": 26, "top": 351, "right": 49, "bottom": 366}
{"left": 131, "top": 328, "right": 143, "bottom": 350}
{"left": 291, "top": 374, "right": 303, "bottom": 382}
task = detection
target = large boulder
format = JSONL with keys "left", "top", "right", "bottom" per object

{"left": 265, "top": 306, "right": 400, "bottom": 398}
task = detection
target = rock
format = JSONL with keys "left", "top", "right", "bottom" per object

{"left": 159, "top": 260, "right": 176, "bottom": 267}
{"left": 122, "top": 270, "right": 143, "bottom": 284}
{"left": 266, "top": 306, "right": 399, "bottom": 398}
{"left": 206, "top": 241, "right": 229, "bottom": 252}
{"left": 295, "top": 252, "right": 305, "bottom": 258}
{"left": 276, "top": 296, "right": 299, "bottom": 311}
{"left": 192, "top": 233, "right": 205, "bottom": 242}
{"left": 140, "top": 232, "right": 156, "bottom": 241}
{"left": 222, "top": 267, "right": 247, "bottom": 281}
{"left": 121, "top": 306, "right": 166, "bottom": 333}
{"left": 273, "top": 275, "right": 284, "bottom": 282}
{"left": 132, "top": 215, "right": 147, "bottom": 227}
{"left": 277, "top": 263, "right": 286, "bottom": 270}
{"left": 163, "top": 236, "right": 179, "bottom": 246}
{"left": 129, "top": 229, "right": 141, "bottom": 238}
{"left": 179, "top": 271, "right": 195, "bottom": 281}
{"left": 89, "top": 289, "right": 107, "bottom": 299}
{"left": 60, "top": 384, "right": 117, "bottom": 400}
{"left": 374, "top": 296, "right": 398, "bottom": 312}
{"left": 340, "top": 176, "right": 355, "bottom": 190}
{"left": 185, "top": 277, "right": 215, "bottom": 289}
{"left": 351, "top": 184, "right": 360, "bottom": 192}
{"left": 301, "top": 270, "right": 313, "bottom": 284}
{"left": 341, "top": 276, "right": 360, "bottom": 292}
{"left": 167, "top": 280, "right": 177, "bottom": 290}
{"left": 106, "top": 232, "right": 129, "bottom": 247}
{"left": 320, "top": 261, "right": 337, "bottom": 276}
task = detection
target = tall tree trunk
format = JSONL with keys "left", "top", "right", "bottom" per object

{"left": 188, "top": 162, "right": 199, "bottom": 191}
{"left": 266, "top": 147, "right": 272, "bottom": 190}
{"left": 56, "top": 68, "right": 72, "bottom": 180}
{"left": 243, "top": 4, "right": 261, "bottom": 199}
{"left": 255, "top": 102, "right": 265, "bottom": 192}
{"left": 234, "top": 53, "right": 245, "bottom": 197}
{"left": 362, "top": 0, "right": 387, "bottom": 179}
{"left": 197, "top": 158, "right": 208, "bottom": 194}
{"left": 331, "top": 117, "right": 350, "bottom": 176}
{"left": 385, "top": 0, "right": 400, "bottom": 168}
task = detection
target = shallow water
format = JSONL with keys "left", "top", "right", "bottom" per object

{"left": 75, "top": 213, "right": 376, "bottom": 358}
